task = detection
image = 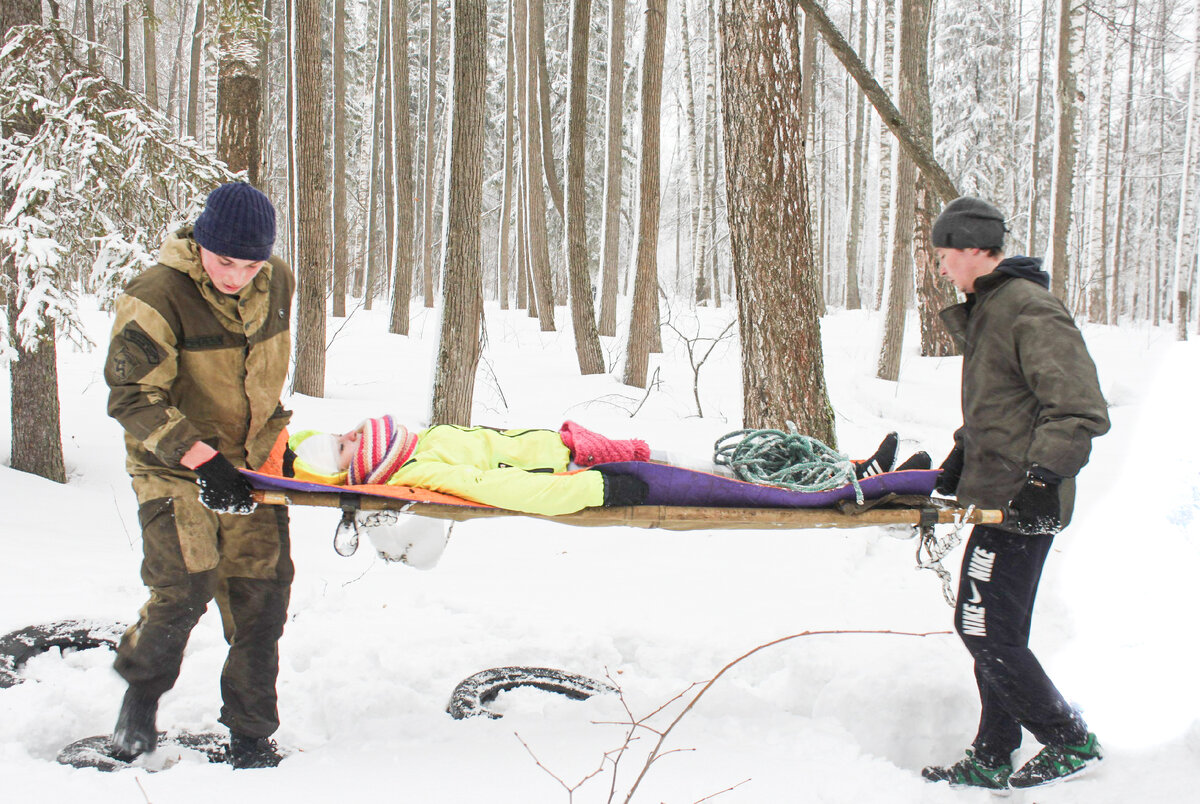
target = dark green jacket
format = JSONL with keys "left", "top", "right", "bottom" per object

{"left": 105, "top": 227, "right": 294, "bottom": 476}
{"left": 939, "top": 257, "right": 1109, "bottom": 529}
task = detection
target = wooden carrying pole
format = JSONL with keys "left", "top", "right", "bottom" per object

{"left": 251, "top": 489, "right": 1004, "bottom": 532}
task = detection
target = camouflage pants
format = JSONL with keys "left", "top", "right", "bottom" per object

{"left": 114, "top": 474, "right": 293, "bottom": 738}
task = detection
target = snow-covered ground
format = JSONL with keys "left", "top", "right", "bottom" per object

{"left": 1, "top": 297, "right": 1197, "bottom": 803}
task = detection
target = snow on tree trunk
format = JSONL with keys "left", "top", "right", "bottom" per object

{"left": 720, "top": 0, "right": 834, "bottom": 444}
{"left": 623, "top": 0, "right": 666, "bottom": 389}
{"left": 388, "top": 0, "right": 416, "bottom": 335}
{"left": 597, "top": 0, "right": 627, "bottom": 335}
{"left": 187, "top": 1, "right": 203, "bottom": 141}
{"left": 876, "top": 0, "right": 894, "bottom": 310}
{"left": 292, "top": 0, "right": 329, "bottom": 396}
{"left": 215, "top": 2, "right": 265, "bottom": 184}
{"left": 1047, "top": 0, "right": 1082, "bottom": 301}
{"left": 564, "top": 0, "right": 605, "bottom": 374}
{"left": 679, "top": 0, "right": 705, "bottom": 303}
{"left": 432, "top": 0, "right": 486, "bottom": 425}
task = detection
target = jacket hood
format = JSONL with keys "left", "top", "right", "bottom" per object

{"left": 993, "top": 255, "right": 1050, "bottom": 289}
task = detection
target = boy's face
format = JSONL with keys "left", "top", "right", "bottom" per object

{"left": 199, "top": 247, "right": 266, "bottom": 295}
{"left": 335, "top": 429, "right": 361, "bottom": 471}
{"left": 936, "top": 247, "right": 990, "bottom": 293}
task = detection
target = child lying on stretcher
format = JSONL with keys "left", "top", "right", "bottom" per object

{"left": 284, "top": 416, "right": 652, "bottom": 516}
{"left": 282, "top": 417, "right": 928, "bottom": 517}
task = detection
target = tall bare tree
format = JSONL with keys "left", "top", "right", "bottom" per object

{"left": 1047, "top": 0, "right": 1083, "bottom": 300}
{"left": 2, "top": 0, "right": 65, "bottom": 482}
{"left": 1086, "top": 10, "right": 1115, "bottom": 323}
{"left": 720, "top": 0, "right": 834, "bottom": 443}
{"left": 1173, "top": 0, "right": 1200, "bottom": 342}
{"left": 292, "top": 0, "right": 329, "bottom": 396}
{"left": 186, "top": 0, "right": 204, "bottom": 140}
{"left": 421, "top": 0, "right": 439, "bottom": 307}
{"left": 597, "top": 0, "right": 626, "bottom": 335}
{"left": 1110, "top": 0, "right": 1138, "bottom": 324}
{"left": 623, "top": 0, "right": 667, "bottom": 388}
{"left": 330, "top": 0, "right": 348, "bottom": 316}
{"left": 1026, "top": 0, "right": 1050, "bottom": 255}
{"left": 529, "top": 0, "right": 564, "bottom": 219}
{"left": 843, "top": 0, "right": 867, "bottom": 310}
{"left": 563, "top": 0, "right": 604, "bottom": 373}
{"left": 521, "top": 0, "right": 555, "bottom": 330}
{"left": 389, "top": 0, "right": 416, "bottom": 335}
{"left": 432, "top": 0, "right": 487, "bottom": 425}
{"left": 497, "top": 0, "right": 516, "bottom": 310}
{"left": 142, "top": 0, "right": 159, "bottom": 109}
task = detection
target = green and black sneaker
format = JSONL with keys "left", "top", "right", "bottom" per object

{"left": 921, "top": 748, "right": 1013, "bottom": 791}
{"left": 1009, "top": 733, "right": 1103, "bottom": 789}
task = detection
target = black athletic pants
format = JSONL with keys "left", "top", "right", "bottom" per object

{"left": 954, "top": 525, "right": 1087, "bottom": 765}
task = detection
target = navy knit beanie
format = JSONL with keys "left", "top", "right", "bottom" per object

{"left": 931, "top": 196, "right": 1007, "bottom": 250}
{"left": 193, "top": 182, "right": 276, "bottom": 261}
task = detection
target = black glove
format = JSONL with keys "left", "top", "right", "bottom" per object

{"left": 935, "top": 444, "right": 964, "bottom": 496}
{"left": 194, "top": 453, "right": 257, "bottom": 514}
{"left": 1008, "top": 466, "right": 1062, "bottom": 535}
{"left": 593, "top": 467, "right": 649, "bottom": 508}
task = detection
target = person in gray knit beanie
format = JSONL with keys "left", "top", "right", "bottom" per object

{"left": 931, "top": 196, "right": 1007, "bottom": 251}
{"left": 193, "top": 182, "right": 276, "bottom": 261}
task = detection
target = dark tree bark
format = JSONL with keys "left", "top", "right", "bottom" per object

{"left": 720, "top": 0, "right": 834, "bottom": 444}
{"left": 2, "top": 0, "right": 65, "bottom": 482}
{"left": 186, "top": 0, "right": 203, "bottom": 140}
{"left": 431, "top": 0, "right": 487, "bottom": 425}
{"left": 623, "top": 0, "right": 666, "bottom": 389}
{"left": 292, "top": 0, "right": 328, "bottom": 396}
{"left": 215, "top": 1, "right": 264, "bottom": 183}
{"left": 564, "top": 0, "right": 604, "bottom": 374}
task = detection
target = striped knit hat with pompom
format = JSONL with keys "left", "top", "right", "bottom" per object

{"left": 349, "top": 415, "right": 419, "bottom": 485}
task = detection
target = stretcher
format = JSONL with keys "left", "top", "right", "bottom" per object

{"left": 242, "top": 462, "right": 1003, "bottom": 531}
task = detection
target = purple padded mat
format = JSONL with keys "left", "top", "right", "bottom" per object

{"left": 245, "top": 464, "right": 939, "bottom": 509}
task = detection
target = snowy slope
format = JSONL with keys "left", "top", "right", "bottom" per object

{"left": 1, "top": 299, "right": 1197, "bottom": 803}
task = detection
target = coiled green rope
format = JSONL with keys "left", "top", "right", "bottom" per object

{"left": 713, "top": 422, "right": 864, "bottom": 504}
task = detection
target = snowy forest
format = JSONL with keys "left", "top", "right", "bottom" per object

{"left": 2, "top": 0, "right": 1200, "bottom": 483}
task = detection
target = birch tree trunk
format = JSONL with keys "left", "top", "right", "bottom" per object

{"left": 389, "top": 0, "right": 416, "bottom": 335}
{"left": 331, "top": 0, "right": 348, "bottom": 316}
{"left": 3, "top": 0, "right": 65, "bottom": 483}
{"left": 421, "top": 0, "right": 439, "bottom": 307}
{"left": 1086, "top": 12, "right": 1114, "bottom": 323}
{"left": 1172, "top": 2, "right": 1200, "bottom": 342}
{"left": 142, "top": 0, "right": 159, "bottom": 109}
{"left": 1047, "top": 0, "right": 1083, "bottom": 300}
{"left": 876, "top": 0, "right": 894, "bottom": 309}
{"left": 623, "top": 0, "right": 666, "bottom": 388}
{"left": 564, "top": 0, "right": 605, "bottom": 373}
{"left": 292, "top": 0, "right": 329, "bottom": 396}
{"left": 694, "top": 3, "right": 718, "bottom": 308}
{"left": 720, "top": 0, "right": 834, "bottom": 443}
{"left": 597, "top": 0, "right": 626, "bottom": 335}
{"left": 432, "top": 0, "right": 487, "bottom": 424}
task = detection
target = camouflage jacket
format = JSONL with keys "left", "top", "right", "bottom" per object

{"left": 105, "top": 227, "right": 293, "bottom": 476}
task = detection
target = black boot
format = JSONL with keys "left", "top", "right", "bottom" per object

{"left": 110, "top": 685, "right": 160, "bottom": 761}
{"left": 854, "top": 432, "right": 899, "bottom": 479}
{"left": 228, "top": 732, "right": 284, "bottom": 769}
{"left": 895, "top": 451, "right": 932, "bottom": 471}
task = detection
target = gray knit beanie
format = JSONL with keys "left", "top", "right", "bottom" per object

{"left": 193, "top": 182, "right": 276, "bottom": 261}
{"left": 931, "top": 196, "right": 1007, "bottom": 250}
